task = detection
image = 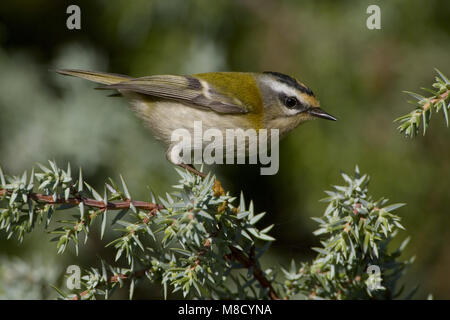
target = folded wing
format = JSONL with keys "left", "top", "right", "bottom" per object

{"left": 98, "top": 75, "right": 248, "bottom": 114}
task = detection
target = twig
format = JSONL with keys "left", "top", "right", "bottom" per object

{"left": 416, "top": 90, "right": 449, "bottom": 114}
{"left": 228, "top": 245, "right": 279, "bottom": 300}
{"left": 1, "top": 181, "right": 279, "bottom": 299}
{"left": 0, "top": 189, "right": 163, "bottom": 211}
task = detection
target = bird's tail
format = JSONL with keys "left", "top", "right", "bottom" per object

{"left": 55, "top": 69, "right": 132, "bottom": 85}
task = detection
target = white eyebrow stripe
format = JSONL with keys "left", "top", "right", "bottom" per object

{"left": 263, "top": 78, "right": 308, "bottom": 105}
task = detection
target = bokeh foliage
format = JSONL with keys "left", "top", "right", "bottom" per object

{"left": 0, "top": 0, "right": 449, "bottom": 298}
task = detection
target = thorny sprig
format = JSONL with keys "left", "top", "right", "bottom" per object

{"left": 1, "top": 162, "right": 414, "bottom": 299}
{"left": 0, "top": 161, "right": 161, "bottom": 254}
{"left": 281, "top": 166, "right": 414, "bottom": 300}
{"left": 395, "top": 69, "right": 450, "bottom": 137}
{"left": 0, "top": 162, "right": 277, "bottom": 299}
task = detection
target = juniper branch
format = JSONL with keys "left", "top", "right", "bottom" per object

{"left": 0, "top": 162, "right": 414, "bottom": 300}
{"left": 227, "top": 245, "right": 279, "bottom": 300}
{"left": 0, "top": 189, "right": 163, "bottom": 212}
{"left": 395, "top": 69, "right": 450, "bottom": 137}
{"left": 0, "top": 161, "right": 278, "bottom": 299}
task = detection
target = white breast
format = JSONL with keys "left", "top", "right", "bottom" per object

{"left": 125, "top": 95, "right": 278, "bottom": 164}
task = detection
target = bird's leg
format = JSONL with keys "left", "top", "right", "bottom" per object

{"left": 178, "top": 163, "right": 224, "bottom": 196}
{"left": 178, "top": 163, "right": 226, "bottom": 198}
{"left": 167, "top": 145, "right": 207, "bottom": 178}
{"left": 178, "top": 163, "right": 206, "bottom": 178}
{"left": 167, "top": 146, "right": 223, "bottom": 194}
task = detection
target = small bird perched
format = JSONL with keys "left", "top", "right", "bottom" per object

{"left": 56, "top": 69, "right": 336, "bottom": 176}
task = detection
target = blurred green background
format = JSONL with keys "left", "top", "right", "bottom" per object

{"left": 0, "top": 0, "right": 449, "bottom": 299}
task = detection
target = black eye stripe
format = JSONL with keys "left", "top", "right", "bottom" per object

{"left": 279, "top": 93, "right": 306, "bottom": 111}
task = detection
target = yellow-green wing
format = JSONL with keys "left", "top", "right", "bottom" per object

{"left": 98, "top": 75, "right": 248, "bottom": 114}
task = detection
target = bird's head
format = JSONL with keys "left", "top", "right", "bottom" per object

{"left": 257, "top": 71, "right": 336, "bottom": 134}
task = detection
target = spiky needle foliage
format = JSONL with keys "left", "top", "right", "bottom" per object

{"left": 0, "top": 162, "right": 413, "bottom": 299}
{"left": 395, "top": 69, "right": 450, "bottom": 137}
{"left": 282, "top": 167, "right": 414, "bottom": 299}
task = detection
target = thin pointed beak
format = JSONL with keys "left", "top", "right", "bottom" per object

{"left": 308, "top": 107, "right": 337, "bottom": 121}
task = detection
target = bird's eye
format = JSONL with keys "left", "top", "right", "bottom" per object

{"left": 284, "top": 96, "right": 298, "bottom": 108}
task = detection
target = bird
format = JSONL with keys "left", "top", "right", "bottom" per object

{"left": 56, "top": 69, "right": 336, "bottom": 176}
